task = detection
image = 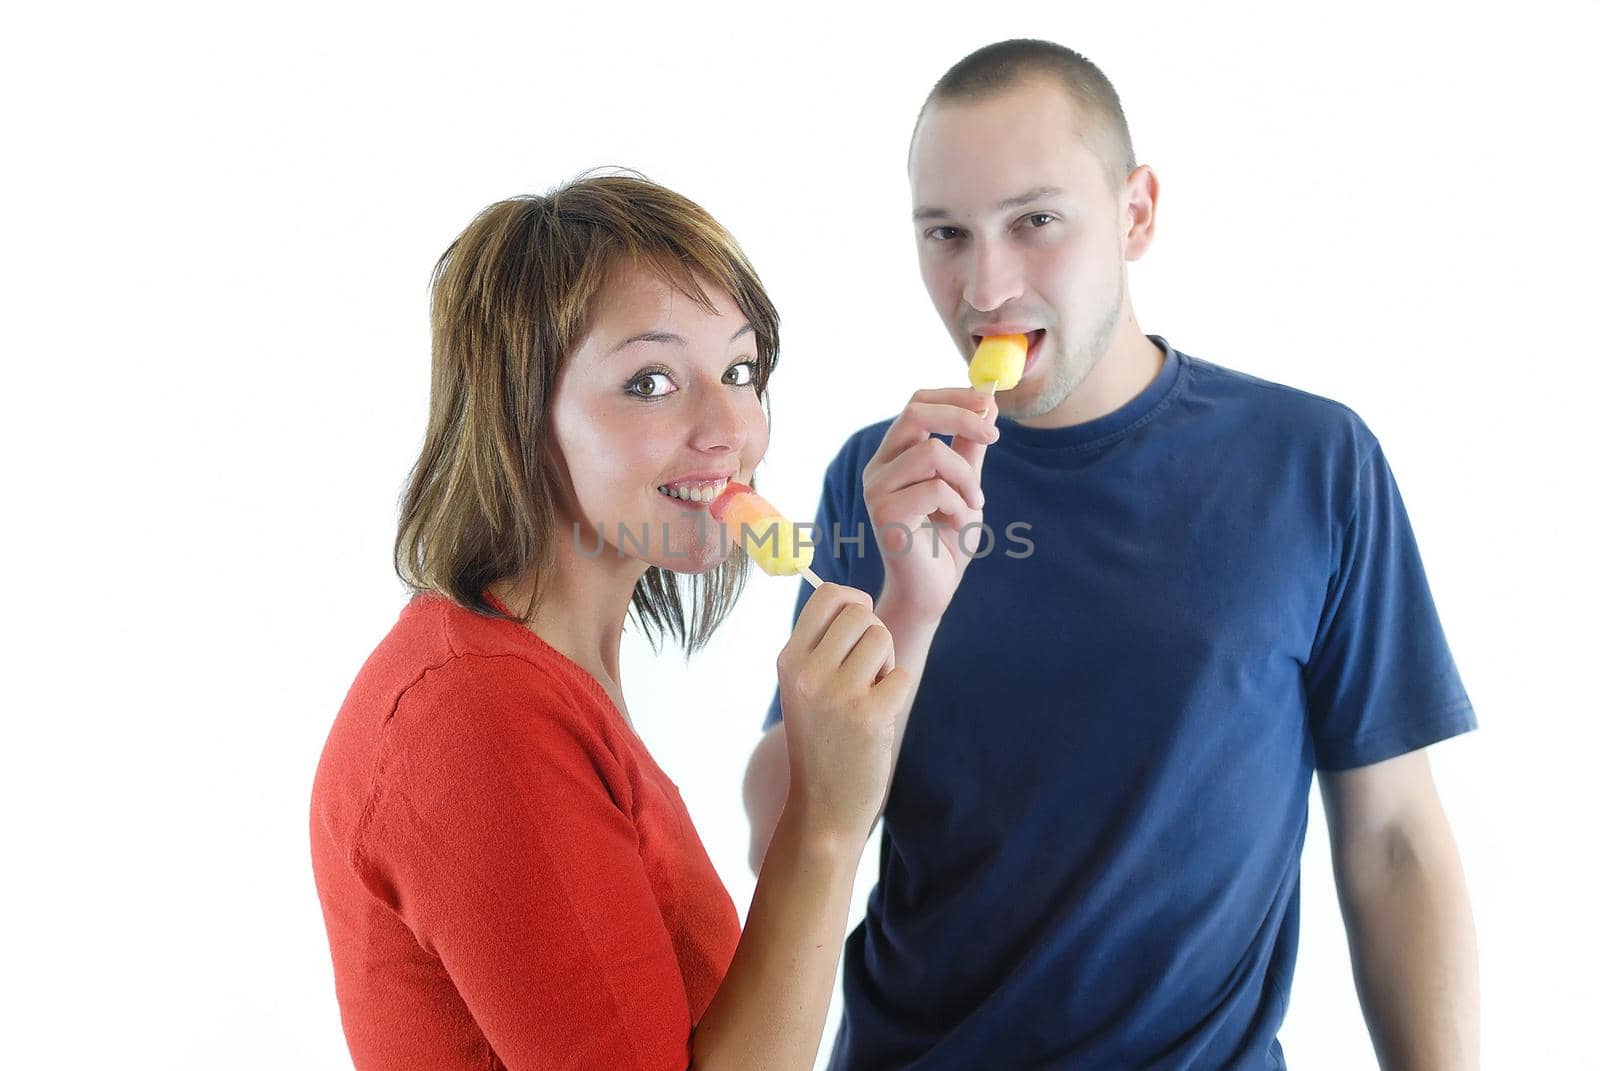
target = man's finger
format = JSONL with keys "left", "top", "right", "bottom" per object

{"left": 874, "top": 397, "right": 997, "bottom": 469}
{"left": 867, "top": 438, "right": 986, "bottom": 512}
{"left": 871, "top": 480, "right": 972, "bottom": 535}
{"left": 950, "top": 393, "right": 1000, "bottom": 481}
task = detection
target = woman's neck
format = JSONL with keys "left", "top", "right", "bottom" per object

{"left": 489, "top": 519, "right": 648, "bottom": 705}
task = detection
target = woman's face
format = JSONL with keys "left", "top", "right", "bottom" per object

{"left": 549, "top": 260, "right": 770, "bottom": 574}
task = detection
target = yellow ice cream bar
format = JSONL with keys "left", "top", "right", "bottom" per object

{"left": 969, "top": 333, "right": 1028, "bottom": 391}
{"left": 709, "top": 482, "right": 815, "bottom": 576}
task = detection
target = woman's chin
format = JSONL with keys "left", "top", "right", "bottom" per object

{"left": 648, "top": 542, "right": 732, "bottom": 575}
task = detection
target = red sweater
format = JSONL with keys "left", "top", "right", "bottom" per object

{"left": 310, "top": 590, "right": 740, "bottom": 1069}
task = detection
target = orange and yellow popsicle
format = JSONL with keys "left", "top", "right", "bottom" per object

{"left": 709, "top": 481, "right": 820, "bottom": 587}
{"left": 969, "top": 333, "right": 1028, "bottom": 393}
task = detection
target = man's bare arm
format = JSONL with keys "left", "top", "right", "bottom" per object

{"left": 1320, "top": 749, "right": 1479, "bottom": 1070}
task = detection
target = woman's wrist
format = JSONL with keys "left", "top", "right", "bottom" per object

{"left": 774, "top": 792, "right": 871, "bottom": 862}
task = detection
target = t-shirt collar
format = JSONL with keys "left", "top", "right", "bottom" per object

{"left": 995, "top": 333, "right": 1183, "bottom": 451}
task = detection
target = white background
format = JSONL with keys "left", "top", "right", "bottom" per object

{"left": 3, "top": 1, "right": 1596, "bottom": 1067}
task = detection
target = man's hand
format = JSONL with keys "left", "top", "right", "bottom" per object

{"left": 862, "top": 387, "right": 1000, "bottom": 621}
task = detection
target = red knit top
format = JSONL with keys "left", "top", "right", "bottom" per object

{"left": 310, "top": 590, "right": 740, "bottom": 1069}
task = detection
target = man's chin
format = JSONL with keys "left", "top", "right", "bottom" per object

{"left": 996, "top": 364, "right": 1052, "bottom": 414}
{"left": 1004, "top": 377, "right": 1072, "bottom": 421}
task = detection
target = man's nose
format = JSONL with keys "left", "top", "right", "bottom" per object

{"left": 963, "top": 239, "right": 1024, "bottom": 312}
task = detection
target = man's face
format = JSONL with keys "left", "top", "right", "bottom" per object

{"left": 909, "top": 78, "right": 1137, "bottom": 419}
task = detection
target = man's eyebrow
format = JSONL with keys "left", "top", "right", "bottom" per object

{"left": 912, "top": 186, "right": 1070, "bottom": 223}
{"left": 997, "top": 185, "right": 1067, "bottom": 211}
{"left": 608, "top": 321, "right": 754, "bottom": 356}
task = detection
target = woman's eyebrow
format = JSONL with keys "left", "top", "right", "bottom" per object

{"left": 610, "top": 322, "right": 753, "bottom": 356}
{"left": 609, "top": 330, "right": 681, "bottom": 355}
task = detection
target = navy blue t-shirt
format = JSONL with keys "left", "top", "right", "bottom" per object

{"left": 762, "top": 334, "right": 1476, "bottom": 1070}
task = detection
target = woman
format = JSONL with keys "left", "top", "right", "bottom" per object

{"left": 309, "top": 173, "right": 916, "bottom": 1069}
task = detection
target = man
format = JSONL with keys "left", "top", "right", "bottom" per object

{"left": 743, "top": 39, "right": 1479, "bottom": 1070}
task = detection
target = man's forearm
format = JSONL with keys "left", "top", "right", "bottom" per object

{"left": 870, "top": 588, "right": 941, "bottom": 788}
{"left": 1338, "top": 828, "right": 1479, "bottom": 1069}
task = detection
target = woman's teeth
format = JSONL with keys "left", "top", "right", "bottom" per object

{"left": 656, "top": 478, "right": 730, "bottom": 502}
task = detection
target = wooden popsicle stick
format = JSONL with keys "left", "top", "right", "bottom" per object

{"left": 798, "top": 565, "right": 823, "bottom": 589}
{"left": 978, "top": 379, "right": 998, "bottom": 418}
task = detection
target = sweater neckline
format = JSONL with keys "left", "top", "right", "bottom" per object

{"left": 477, "top": 588, "right": 639, "bottom": 737}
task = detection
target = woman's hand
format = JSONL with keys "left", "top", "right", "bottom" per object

{"left": 775, "top": 583, "right": 915, "bottom": 846}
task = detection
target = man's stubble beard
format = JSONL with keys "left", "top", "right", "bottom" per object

{"left": 1009, "top": 270, "right": 1126, "bottom": 421}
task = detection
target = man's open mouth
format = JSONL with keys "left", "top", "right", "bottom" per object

{"left": 970, "top": 328, "right": 1047, "bottom": 372}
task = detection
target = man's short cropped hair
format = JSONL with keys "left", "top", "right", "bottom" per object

{"left": 914, "top": 39, "right": 1138, "bottom": 193}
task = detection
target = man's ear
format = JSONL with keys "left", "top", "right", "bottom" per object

{"left": 1122, "top": 164, "right": 1160, "bottom": 262}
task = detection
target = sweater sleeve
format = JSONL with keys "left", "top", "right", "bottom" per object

{"left": 355, "top": 654, "right": 695, "bottom": 1070}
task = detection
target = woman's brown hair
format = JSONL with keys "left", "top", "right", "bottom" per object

{"left": 394, "top": 170, "right": 780, "bottom": 654}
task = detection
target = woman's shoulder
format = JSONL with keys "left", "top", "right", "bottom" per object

{"left": 313, "top": 594, "right": 627, "bottom": 831}
{"left": 353, "top": 591, "right": 614, "bottom": 744}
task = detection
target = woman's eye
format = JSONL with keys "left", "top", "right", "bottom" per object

{"left": 627, "top": 371, "right": 675, "bottom": 399}
{"left": 725, "top": 361, "right": 756, "bottom": 387}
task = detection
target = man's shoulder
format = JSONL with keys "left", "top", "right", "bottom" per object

{"left": 817, "top": 349, "right": 1386, "bottom": 477}
{"left": 1180, "top": 351, "right": 1380, "bottom": 460}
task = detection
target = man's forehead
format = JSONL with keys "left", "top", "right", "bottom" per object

{"left": 909, "top": 84, "right": 1099, "bottom": 212}
{"left": 913, "top": 80, "right": 1083, "bottom": 151}
{"left": 910, "top": 130, "right": 1094, "bottom": 219}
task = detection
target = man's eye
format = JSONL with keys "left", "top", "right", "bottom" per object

{"left": 725, "top": 361, "right": 756, "bottom": 387}
{"left": 1023, "top": 212, "right": 1056, "bottom": 228}
{"left": 926, "top": 226, "right": 963, "bottom": 241}
{"left": 627, "top": 371, "right": 675, "bottom": 399}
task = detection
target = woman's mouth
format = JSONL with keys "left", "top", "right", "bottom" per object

{"left": 655, "top": 476, "right": 731, "bottom": 507}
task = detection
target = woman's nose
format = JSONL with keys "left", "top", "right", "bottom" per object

{"left": 686, "top": 376, "right": 749, "bottom": 456}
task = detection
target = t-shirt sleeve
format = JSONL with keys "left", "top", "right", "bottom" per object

{"left": 761, "top": 444, "right": 861, "bottom": 732}
{"left": 357, "top": 660, "right": 696, "bottom": 1070}
{"left": 1304, "top": 441, "right": 1477, "bottom": 770}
